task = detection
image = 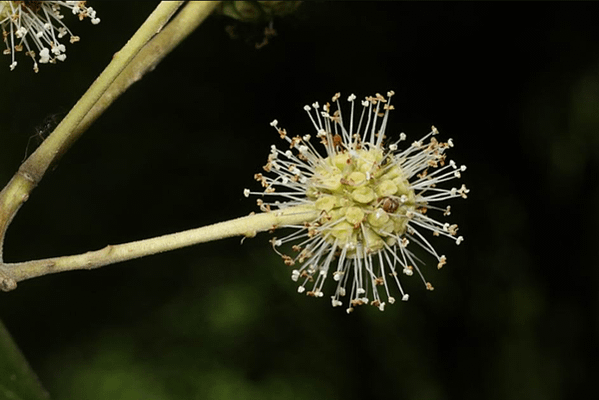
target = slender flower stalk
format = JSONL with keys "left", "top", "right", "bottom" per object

{"left": 0, "top": 1, "right": 100, "bottom": 72}
{"left": 245, "top": 91, "right": 469, "bottom": 313}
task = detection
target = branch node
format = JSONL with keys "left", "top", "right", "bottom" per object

{"left": 103, "top": 244, "right": 114, "bottom": 255}
{"left": 0, "top": 268, "right": 17, "bottom": 292}
{"left": 44, "top": 261, "right": 56, "bottom": 269}
{"left": 18, "top": 170, "right": 37, "bottom": 184}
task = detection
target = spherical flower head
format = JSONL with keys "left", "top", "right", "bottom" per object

{"left": 245, "top": 91, "right": 469, "bottom": 313}
{"left": 0, "top": 1, "right": 100, "bottom": 72}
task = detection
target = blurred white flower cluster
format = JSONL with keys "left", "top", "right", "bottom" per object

{"left": 0, "top": 1, "right": 99, "bottom": 72}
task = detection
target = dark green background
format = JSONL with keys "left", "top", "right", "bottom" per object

{"left": 1, "top": 2, "right": 598, "bottom": 399}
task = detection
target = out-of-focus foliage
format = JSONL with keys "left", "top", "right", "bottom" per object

{"left": 216, "top": 1, "right": 302, "bottom": 22}
{"left": 0, "top": 2, "right": 597, "bottom": 400}
{"left": 0, "top": 320, "right": 49, "bottom": 399}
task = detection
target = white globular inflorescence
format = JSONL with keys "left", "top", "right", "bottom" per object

{"left": 0, "top": 1, "right": 100, "bottom": 72}
{"left": 245, "top": 91, "right": 469, "bottom": 313}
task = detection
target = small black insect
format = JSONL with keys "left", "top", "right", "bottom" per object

{"left": 380, "top": 197, "right": 400, "bottom": 214}
{"left": 23, "top": 113, "right": 64, "bottom": 161}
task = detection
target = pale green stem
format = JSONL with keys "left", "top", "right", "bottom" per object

{"left": 0, "top": 0, "right": 301, "bottom": 292}
{"left": 19, "top": 1, "right": 184, "bottom": 182}
{"left": 0, "top": 206, "right": 318, "bottom": 290}
{"left": 0, "top": 2, "right": 221, "bottom": 263}
{"left": 0, "top": 1, "right": 184, "bottom": 260}
{"left": 71, "top": 1, "right": 221, "bottom": 144}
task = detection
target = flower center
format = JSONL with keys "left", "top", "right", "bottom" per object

{"left": 307, "top": 146, "right": 416, "bottom": 256}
